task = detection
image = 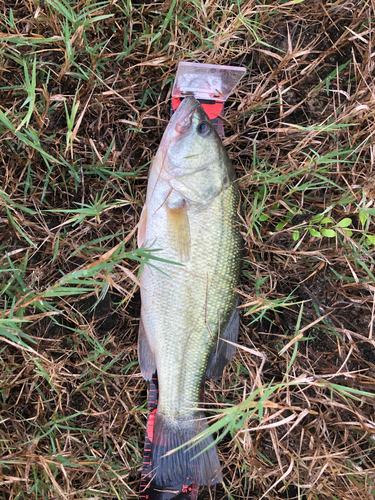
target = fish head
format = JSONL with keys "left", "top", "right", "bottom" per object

{"left": 158, "top": 97, "right": 235, "bottom": 205}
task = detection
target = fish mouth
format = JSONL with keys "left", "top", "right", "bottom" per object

{"left": 157, "top": 97, "right": 201, "bottom": 182}
{"left": 171, "top": 97, "right": 200, "bottom": 134}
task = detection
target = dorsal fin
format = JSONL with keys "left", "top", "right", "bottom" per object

{"left": 206, "top": 301, "right": 240, "bottom": 380}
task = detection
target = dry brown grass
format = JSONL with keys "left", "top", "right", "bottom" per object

{"left": 1, "top": 0, "right": 375, "bottom": 499}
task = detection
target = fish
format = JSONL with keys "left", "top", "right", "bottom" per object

{"left": 137, "top": 96, "right": 242, "bottom": 488}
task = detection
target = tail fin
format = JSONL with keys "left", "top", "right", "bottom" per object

{"left": 150, "top": 411, "right": 222, "bottom": 487}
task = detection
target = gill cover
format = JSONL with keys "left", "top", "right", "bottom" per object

{"left": 162, "top": 97, "right": 235, "bottom": 205}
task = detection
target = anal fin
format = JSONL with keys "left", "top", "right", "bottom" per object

{"left": 206, "top": 300, "right": 240, "bottom": 380}
{"left": 137, "top": 202, "right": 148, "bottom": 248}
{"left": 138, "top": 316, "right": 156, "bottom": 381}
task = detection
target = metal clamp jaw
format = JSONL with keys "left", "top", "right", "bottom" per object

{"left": 171, "top": 62, "right": 245, "bottom": 140}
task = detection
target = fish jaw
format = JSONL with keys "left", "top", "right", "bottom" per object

{"left": 154, "top": 97, "right": 201, "bottom": 181}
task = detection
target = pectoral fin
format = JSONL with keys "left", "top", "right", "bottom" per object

{"left": 166, "top": 201, "right": 191, "bottom": 262}
{"left": 206, "top": 301, "right": 240, "bottom": 380}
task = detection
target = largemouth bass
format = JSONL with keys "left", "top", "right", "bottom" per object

{"left": 138, "top": 96, "right": 242, "bottom": 487}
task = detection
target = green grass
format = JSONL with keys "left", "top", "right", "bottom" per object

{"left": 1, "top": 0, "right": 375, "bottom": 499}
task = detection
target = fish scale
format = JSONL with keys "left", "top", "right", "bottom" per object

{"left": 143, "top": 184, "right": 240, "bottom": 421}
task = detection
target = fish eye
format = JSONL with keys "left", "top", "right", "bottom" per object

{"left": 197, "top": 121, "right": 212, "bottom": 136}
